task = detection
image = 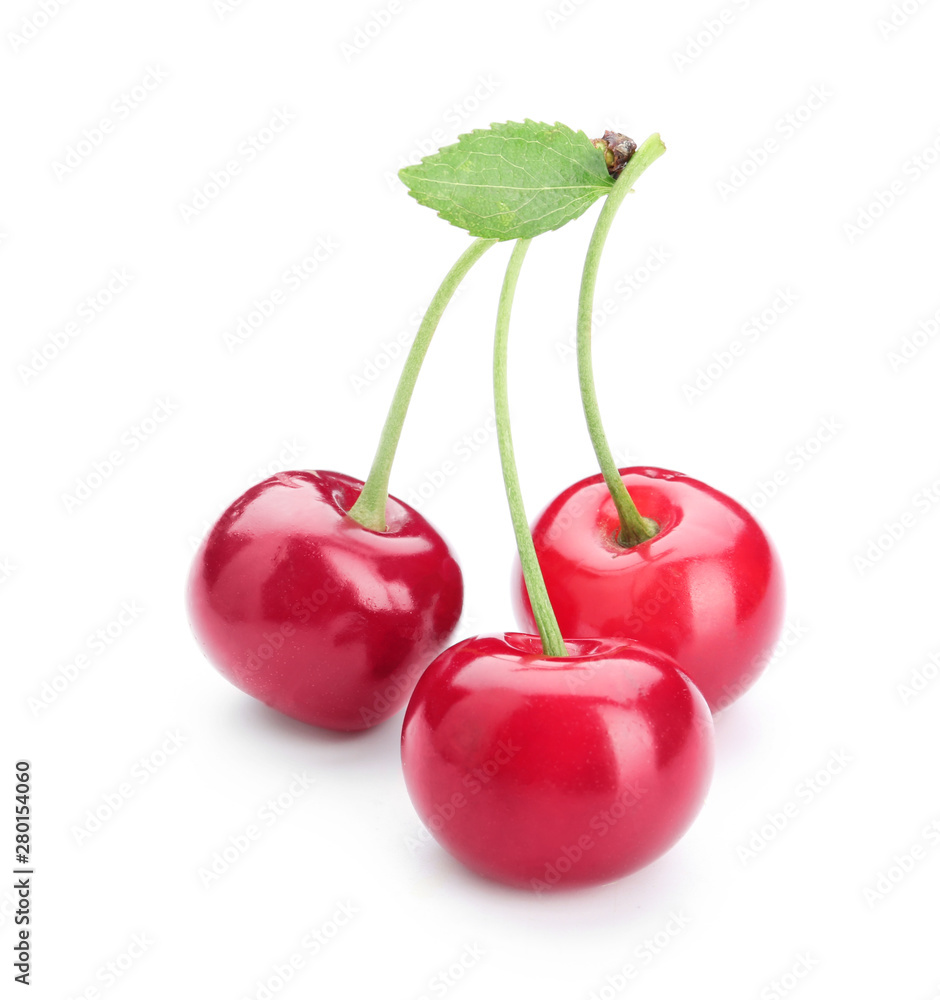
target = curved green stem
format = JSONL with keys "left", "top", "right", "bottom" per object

{"left": 578, "top": 133, "right": 666, "bottom": 547}
{"left": 348, "top": 237, "right": 496, "bottom": 531}
{"left": 494, "top": 239, "right": 567, "bottom": 658}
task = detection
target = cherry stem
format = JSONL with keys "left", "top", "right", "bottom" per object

{"left": 577, "top": 133, "right": 667, "bottom": 547}
{"left": 348, "top": 237, "right": 497, "bottom": 532}
{"left": 494, "top": 239, "right": 567, "bottom": 658}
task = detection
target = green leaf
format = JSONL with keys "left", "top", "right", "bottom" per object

{"left": 398, "top": 120, "right": 614, "bottom": 241}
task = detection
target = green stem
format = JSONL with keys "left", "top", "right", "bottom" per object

{"left": 348, "top": 237, "right": 496, "bottom": 531}
{"left": 494, "top": 239, "right": 567, "bottom": 658}
{"left": 577, "top": 133, "right": 667, "bottom": 547}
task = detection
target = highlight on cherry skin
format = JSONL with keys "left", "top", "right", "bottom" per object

{"left": 187, "top": 469, "right": 463, "bottom": 731}
{"left": 514, "top": 467, "right": 786, "bottom": 712}
{"left": 400, "top": 632, "right": 715, "bottom": 891}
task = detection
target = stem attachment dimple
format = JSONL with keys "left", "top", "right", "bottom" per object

{"left": 348, "top": 237, "right": 497, "bottom": 532}
{"left": 577, "top": 134, "right": 666, "bottom": 548}
{"left": 494, "top": 239, "right": 567, "bottom": 658}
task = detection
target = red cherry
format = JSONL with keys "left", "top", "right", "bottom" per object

{"left": 514, "top": 467, "right": 785, "bottom": 712}
{"left": 401, "top": 632, "right": 714, "bottom": 890}
{"left": 187, "top": 470, "right": 463, "bottom": 731}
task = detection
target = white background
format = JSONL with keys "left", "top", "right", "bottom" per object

{"left": 3, "top": 1, "right": 940, "bottom": 997}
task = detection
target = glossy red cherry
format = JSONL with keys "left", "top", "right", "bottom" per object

{"left": 401, "top": 632, "right": 714, "bottom": 890}
{"left": 514, "top": 467, "right": 785, "bottom": 712}
{"left": 187, "top": 470, "right": 463, "bottom": 731}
